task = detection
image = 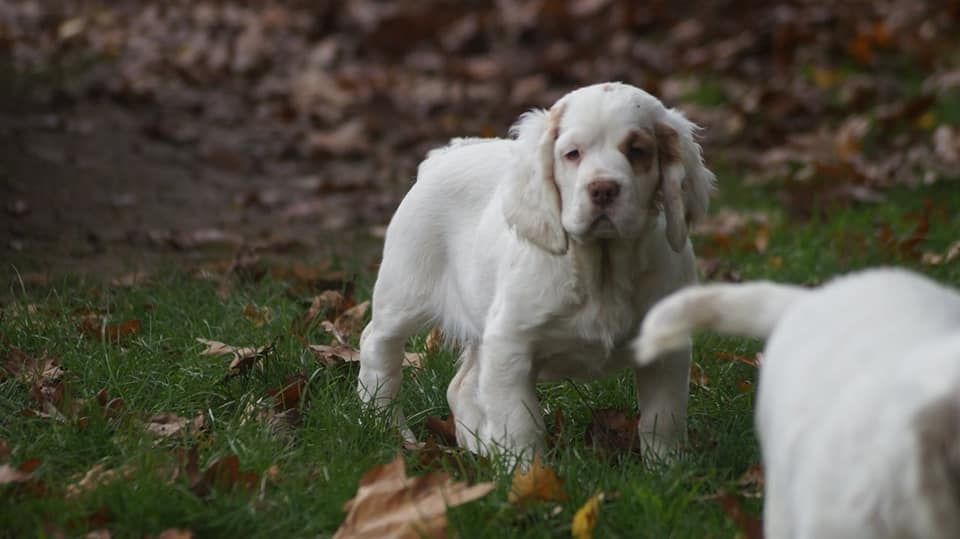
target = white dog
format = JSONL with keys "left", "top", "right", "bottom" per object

{"left": 357, "top": 82, "right": 715, "bottom": 461}
{"left": 635, "top": 268, "right": 960, "bottom": 538}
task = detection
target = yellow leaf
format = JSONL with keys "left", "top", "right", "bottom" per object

{"left": 572, "top": 492, "right": 604, "bottom": 539}
{"left": 508, "top": 455, "right": 568, "bottom": 506}
{"left": 914, "top": 111, "right": 937, "bottom": 130}
{"left": 243, "top": 304, "right": 272, "bottom": 327}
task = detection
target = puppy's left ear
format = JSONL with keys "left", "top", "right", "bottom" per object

{"left": 655, "top": 110, "right": 716, "bottom": 253}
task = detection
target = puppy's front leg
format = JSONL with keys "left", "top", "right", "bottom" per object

{"left": 477, "top": 330, "right": 545, "bottom": 463}
{"left": 633, "top": 344, "right": 690, "bottom": 459}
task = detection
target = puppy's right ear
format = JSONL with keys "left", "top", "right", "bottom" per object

{"left": 502, "top": 105, "right": 568, "bottom": 255}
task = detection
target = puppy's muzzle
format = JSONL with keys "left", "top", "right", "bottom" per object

{"left": 587, "top": 180, "right": 620, "bottom": 209}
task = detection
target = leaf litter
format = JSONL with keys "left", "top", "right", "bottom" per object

{"left": 335, "top": 454, "right": 493, "bottom": 539}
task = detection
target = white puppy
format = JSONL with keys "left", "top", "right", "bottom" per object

{"left": 635, "top": 268, "right": 960, "bottom": 538}
{"left": 357, "top": 82, "right": 715, "bottom": 461}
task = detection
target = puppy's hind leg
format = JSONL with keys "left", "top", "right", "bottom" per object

{"left": 447, "top": 345, "right": 485, "bottom": 453}
{"left": 358, "top": 305, "right": 429, "bottom": 442}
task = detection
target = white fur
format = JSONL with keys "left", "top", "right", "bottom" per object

{"left": 635, "top": 268, "right": 960, "bottom": 538}
{"left": 357, "top": 82, "right": 715, "bottom": 462}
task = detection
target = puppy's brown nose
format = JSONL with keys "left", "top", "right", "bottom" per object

{"left": 587, "top": 180, "right": 620, "bottom": 208}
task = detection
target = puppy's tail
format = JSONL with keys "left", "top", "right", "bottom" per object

{"left": 634, "top": 282, "right": 809, "bottom": 366}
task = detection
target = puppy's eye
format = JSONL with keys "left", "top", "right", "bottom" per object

{"left": 564, "top": 149, "right": 581, "bottom": 162}
{"left": 629, "top": 145, "right": 648, "bottom": 159}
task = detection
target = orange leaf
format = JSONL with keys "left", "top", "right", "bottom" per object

{"left": 508, "top": 455, "right": 568, "bottom": 506}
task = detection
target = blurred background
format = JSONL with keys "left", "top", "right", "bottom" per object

{"left": 1, "top": 0, "right": 958, "bottom": 281}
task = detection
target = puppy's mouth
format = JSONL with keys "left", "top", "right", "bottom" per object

{"left": 589, "top": 215, "right": 619, "bottom": 237}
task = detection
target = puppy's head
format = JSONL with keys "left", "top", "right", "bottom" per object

{"left": 504, "top": 82, "right": 715, "bottom": 254}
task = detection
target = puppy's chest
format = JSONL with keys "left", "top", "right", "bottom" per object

{"left": 534, "top": 283, "right": 644, "bottom": 379}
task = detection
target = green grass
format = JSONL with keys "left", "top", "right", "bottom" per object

{"left": 2, "top": 179, "right": 959, "bottom": 538}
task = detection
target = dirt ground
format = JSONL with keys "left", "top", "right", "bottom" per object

{"left": 0, "top": 95, "right": 395, "bottom": 284}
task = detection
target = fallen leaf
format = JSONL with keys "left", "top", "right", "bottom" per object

{"left": 424, "top": 327, "right": 443, "bottom": 355}
{"left": 196, "top": 338, "right": 243, "bottom": 357}
{"left": 333, "top": 301, "right": 370, "bottom": 339}
{"left": 242, "top": 304, "right": 273, "bottom": 327}
{"left": 155, "top": 529, "right": 194, "bottom": 539}
{"left": 2, "top": 348, "right": 63, "bottom": 386}
{"left": 922, "top": 240, "right": 960, "bottom": 266}
{"left": 305, "top": 119, "right": 367, "bottom": 157}
{"left": 319, "top": 321, "right": 349, "bottom": 345}
{"left": 196, "top": 454, "right": 259, "bottom": 495}
{"left": 424, "top": 414, "right": 457, "bottom": 447}
{"left": 309, "top": 343, "right": 360, "bottom": 367}
{"left": 144, "top": 413, "right": 189, "bottom": 438}
{"left": 110, "top": 272, "right": 150, "bottom": 287}
{"left": 737, "top": 464, "right": 765, "bottom": 497}
{"left": 508, "top": 455, "right": 568, "bottom": 506}
{"left": 715, "top": 351, "right": 762, "bottom": 368}
{"left": 716, "top": 491, "right": 763, "bottom": 539}
{"left": 584, "top": 408, "right": 641, "bottom": 456}
{"left": 65, "top": 463, "right": 135, "bottom": 499}
{"left": 79, "top": 318, "right": 141, "bottom": 344}
{"left": 690, "top": 364, "right": 710, "bottom": 388}
{"left": 335, "top": 455, "right": 493, "bottom": 539}
{"left": 296, "top": 290, "right": 348, "bottom": 329}
{"left": 144, "top": 412, "right": 206, "bottom": 439}
{"left": 196, "top": 338, "right": 273, "bottom": 379}
{"left": 0, "top": 463, "right": 32, "bottom": 485}
{"left": 402, "top": 352, "right": 425, "bottom": 369}
{"left": 266, "top": 374, "right": 309, "bottom": 412}
{"left": 571, "top": 492, "right": 605, "bottom": 539}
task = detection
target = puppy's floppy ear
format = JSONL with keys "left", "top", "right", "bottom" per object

{"left": 655, "top": 109, "right": 716, "bottom": 253}
{"left": 502, "top": 104, "right": 568, "bottom": 255}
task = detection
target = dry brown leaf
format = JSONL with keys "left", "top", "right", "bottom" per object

{"left": 110, "top": 271, "right": 150, "bottom": 287}
{"left": 424, "top": 414, "right": 457, "bottom": 447}
{"left": 144, "top": 412, "right": 206, "bottom": 439}
{"left": 690, "top": 364, "right": 710, "bottom": 388}
{"left": 266, "top": 374, "right": 309, "bottom": 412}
{"left": 402, "top": 352, "right": 425, "bottom": 369}
{"left": 715, "top": 351, "right": 762, "bottom": 368}
{"left": 305, "top": 119, "right": 367, "bottom": 157}
{"left": 584, "top": 409, "right": 641, "bottom": 456}
{"left": 0, "top": 463, "right": 32, "bottom": 485}
{"left": 196, "top": 454, "right": 259, "bottom": 495}
{"left": 333, "top": 301, "right": 370, "bottom": 339}
{"left": 319, "top": 321, "right": 349, "bottom": 345}
{"left": 310, "top": 290, "right": 349, "bottom": 318}
{"left": 922, "top": 240, "right": 960, "bottom": 266}
{"left": 144, "top": 413, "right": 189, "bottom": 438}
{"left": 79, "top": 318, "right": 141, "bottom": 344}
{"left": 737, "top": 464, "right": 765, "bottom": 497}
{"left": 716, "top": 491, "right": 763, "bottom": 539}
{"left": 424, "top": 327, "right": 443, "bottom": 355}
{"left": 309, "top": 344, "right": 359, "bottom": 367}
{"left": 196, "top": 338, "right": 272, "bottom": 379}
{"left": 65, "top": 463, "right": 135, "bottom": 499}
{"left": 155, "top": 529, "right": 194, "bottom": 539}
{"left": 2, "top": 348, "right": 63, "bottom": 386}
{"left": 335, "top": 455, "right": 493, "bottom": 539}
{"left": 309, "top": 343, "right": 420, "bottom": 370}
{"left": 508, "top": 455, "right": 568, "bottom": 506}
